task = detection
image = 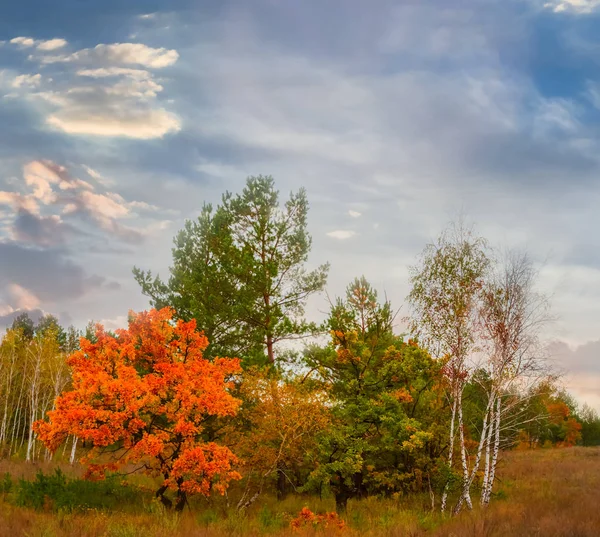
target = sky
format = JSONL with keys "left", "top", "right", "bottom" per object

{"left": 1, "top": 0, "right": 600, "bottom": 409}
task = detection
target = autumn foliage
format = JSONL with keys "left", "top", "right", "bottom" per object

{"left": 290, "top": 507, "right": 346, "bottom": 532}
{"left": 33, "top": 308, "right": 242, "bottom": 510}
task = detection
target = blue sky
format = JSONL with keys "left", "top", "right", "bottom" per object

{"left": 1, "top": 0, "right": 600, "bottom": 408}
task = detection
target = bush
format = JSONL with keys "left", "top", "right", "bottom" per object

{"left": 14, "top": 469, "right": 146, "bottom": 512}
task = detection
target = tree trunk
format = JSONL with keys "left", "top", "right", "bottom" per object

{"left": 456, "top": 390, "right": 472, "bottom": 511}
{"left": 481, "top": 396, "right": 495, "bottom": 505}
{"left": 482, "top": 397, "right": 501, "bottom": 505}
{"left": 69, "top": 436, "right": 78, "bottom": 464}
{"left": 276, "top": 464, "right": 287, "bottom": 500}
{"left": 175, "top": 489, "right": 187, "bottom": 512}
{"left": 454, "top": 391, "right": 494, "bottom": 514}
{"left": 335, "top": 489, "right": 350, "bottom": 514}
{"left": 156, "top": 484, "right": 173, "bottom": 509}
{"left": 440, "top": 393, "right": 458, "bottom": 512}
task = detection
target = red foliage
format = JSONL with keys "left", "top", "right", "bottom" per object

{"left": 290, "top": 507, "right": 346, "bottom": 532}
{"left": 33, "top": 308, "right": 242, "bottom": 505}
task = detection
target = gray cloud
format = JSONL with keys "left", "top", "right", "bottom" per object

{"left": 0, "top": 241, "right": 104, "bottom": 303}
{"left": 13, "top": 209, "right": 73, "bottom": 246}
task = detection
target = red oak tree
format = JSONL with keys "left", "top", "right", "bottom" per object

{"left": 34, "top": 308, "right": 242, "bottom": 511}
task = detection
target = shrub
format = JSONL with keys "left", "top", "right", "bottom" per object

{"left": 14, "top": 469, "right": 145, "bottom": 512}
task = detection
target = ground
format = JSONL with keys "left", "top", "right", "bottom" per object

{"left": 0, "top": 447, "right": 598, "bottom": 536}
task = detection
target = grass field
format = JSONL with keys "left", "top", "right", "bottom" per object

{"left": 0, "top": 447, "right": 598, "bottom": 536}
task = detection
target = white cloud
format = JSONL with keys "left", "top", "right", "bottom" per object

{"left": 44, "top": 43, "right": 179, "bottom": 68}
{"left": 544, "top": 0, "right": 600, "bottom": 13}
{"left": 327, "top": 230, "right": 356, "bottom": 240}
{"left": 15, "top": 39, "right": 182, "bottom": 139}
{"left": 37, "top": 38, "right": 67, "bottom": 51}
{"left": 0, "top": 191, "right": 40, "bottom": 214}
{"left": 23, "top": 160, "right": 62, "bottom": 204}
{"left": 11, "top": 73, "right": 41, "bottom": 88}
{"left": 10, "top": 37, "right": 35, "bottom": 47}
{"left": 46, "top": 105, "right": 180, "bottom": 139}
{"left": 77, "top": 67, "right": 150, "bottom": 79}
{"left": 348, "top": 210, "right": 362, "bottom": 218}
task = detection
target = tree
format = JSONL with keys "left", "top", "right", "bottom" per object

{"left": 580, "top": 404, "right": 600, "bottom": 446}
{"left": 11, "top": 312, "right": 35, "bottom": 340}
{"left": 475, "top": 250, "right": 551, "bottom": 507}
{"left": 305, "top": 278, "right": 443, "bottom": 513}
{"left": 134, "top": 176, "right": 329, "bottom": 366}
{"left": 232, "top": 368, "right": 330, "bottom": 510}
{"left": 134, "top": 204, "right": 250, "bottom": 361}
{"left": 33, "top": 308, "right": 242, "bottom": 511}
{"left": 407, "top": 221, "right": 489, "bottom": 512}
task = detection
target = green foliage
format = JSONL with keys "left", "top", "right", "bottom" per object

{"left": 303, "top": 277, "right": 445, "bottom": 511}
{"left": 134, "top": 175, "right": 328, "bottom": 366}
{"left": 14, "top": 469, "right": 146, "bottom": 512}
{"left": 580, "top": 404, "right": 600, "bottom": 446}
{"left": 0, "top": 472, "right": 12, "bottom": 493}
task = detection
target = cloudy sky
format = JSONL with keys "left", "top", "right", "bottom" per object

{"left": 1, "top": 0, "right": 600, "bottom": 408}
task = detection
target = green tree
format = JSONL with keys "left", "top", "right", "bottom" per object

{"left": 304, "top": 277, "right": 443, "bottom": 513}
{"left": 134, "top": 176, "right": 329, "bottom": 366}
{"left": 11, "top": 313, "right": 35, "bottom": 340}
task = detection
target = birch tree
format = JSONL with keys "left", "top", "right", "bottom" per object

{"left": 476, "top": 251, "right": 551, "bottom": 506}
{"left": 407, "top": 221, "right": 489, "bottom": 512}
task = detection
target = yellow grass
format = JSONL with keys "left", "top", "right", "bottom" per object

{"left": 0, "top": 447, "right": 599, "bottom": 536}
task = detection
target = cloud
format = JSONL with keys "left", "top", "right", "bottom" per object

{"left": 0, "top": 241, "right": 105, "bottom": 303}
{"left": 327, "top": 230, "right": 356, "bottom": 240}
{"left": 7, "top": 283, "right": 40, "bottom": 310}
{"left": 0, "top": 308, "right": 45, "bottom": 330}
{"left": 348, "top": 210, "right": 362, "bottom": 218}
{"left": 544, "top": 0, "right": 600, "bottom": 12}
{"left": 10, "top": 37, "right": 35, "bottom": 48}
{"left": 2, "top": 160, "right": 169, "bottom": 247}
{"left": 9, "top": 38, "right": 180, "bottom": 139}
{"left": 36, "top": 38, "right": 67, "bottom": 51}
{"left": 76, "top": 67, "right": 151, "bottom": 79}
{"left": 10, "top": 37, "right": 67, "bottom": 50}
{"left": 43, "top": 43, "right": 179, "bottom": 68}
{"left": 12, "top": 74, "right": 41, "bottom": 89}
{"left": 548, "top": 339, "right": 600, "bottom": 411}
{"left": 12, "top": 209, "right": 72, "bottom": 246}
{"left": 45, "top": 96, "right": 180, "bottom": 138}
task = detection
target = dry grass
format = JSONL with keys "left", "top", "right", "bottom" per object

{"left": 0, "top": 447, "right": 598, "bottom": 536}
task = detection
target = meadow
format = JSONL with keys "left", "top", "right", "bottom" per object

{"left": 0, "top": 447, "right": 598, "bottom": 537}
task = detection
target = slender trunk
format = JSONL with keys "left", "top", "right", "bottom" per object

{"left": 482, "top": 397, "right": 501, "bottom": 505}
{"left": 456, "top": 387, "right": 472, "bottom": 511}
{"left": 454, "top": 391, "right": 495, "bottom": 514}
{"left": 480, "top": 399, "right": 495, "bottom": 505}
{"left": 0, "top": 349, "right": 16, "bottom": 444}
{"left": 10, "top": 373, "right": 27, "bottom": 455}
{"left": 276, "top": 464, "right": 287, "bottom": 500}
{"left": 440, "top": 392, "right": 458, "bottom": 513}
{"left": 70, "top": 436, "right": 78, "bottom": 464}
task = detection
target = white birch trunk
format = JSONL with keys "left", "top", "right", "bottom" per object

{"left": 480, "top": 402, "right": 494, "bottom": 505}
{"left": 70, "top": 436, "right": 78, "bottom": 464}
{"left": 482, "top": 396, "right": 501, "bottom": 505}
{"left": 456, "top": 390, "right": 473, "bottom": 510}
{"left": 25, "top": 346, "right": 42, "bottom": 462}
{"left": 0, "top": 347, "right": 16, "bottom": 444}
{"left": 440, "top": 392, "right": 458, "bottom": 512}
{"left": 454, "top": 390, "right": 495, "bottom": 514}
